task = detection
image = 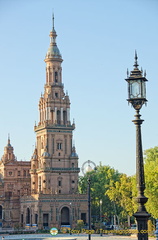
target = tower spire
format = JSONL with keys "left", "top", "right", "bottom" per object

{"left": 45, "top": 14, "right": 62, "bottom": 60}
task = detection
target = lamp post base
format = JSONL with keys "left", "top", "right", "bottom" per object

{"left": 133, "top": 211, "right": 150, "bottom": 240}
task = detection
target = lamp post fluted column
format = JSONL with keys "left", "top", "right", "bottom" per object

{"left": 88, "top": 177, "right": 91, "bottom": 240}
{"left": 133, "top": 110, "right": 150, "bottom": 240}
{"left": 81, "top": 160, "right": 96, "bottom": 240}
{"left": 125, "top": 52, "right": 150, "bottom": 240}
{"left": 100, "top": 199, "right": 103, "bottom": 236}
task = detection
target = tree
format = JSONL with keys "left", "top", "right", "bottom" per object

{"left": 106, "top": 174, "right": 134, "bottom": 226}
{"left": 78, "top": 163, "right": 121, "bottom": 223}
{"left": 144, "top": 147, "right": 158, "bottom": 219}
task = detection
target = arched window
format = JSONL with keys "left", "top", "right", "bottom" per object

{"left": 26, "top": 208, "right": 30, "bottom": 224}
{"left": 0, "top": 205, "right": 2, "bottom": 219}
{"left": 55, "top": 71, "right": 58, "bottom": 82}
{"left": 61, "top": 207, "right": 70, "bottom": 225}
{"left": 63, "top": 111, "right": 67, "bottom": 125}
{"left": 57, "top": 110, "right": 61, "bottom": 124}
{"left": 35, "top": 214, "right": 38, "bottom": 224}
{"left": 21, "top": 214, "right": 23, "bottom": 224}
{"left": 39, "top": 176, "right": 41, "bottom": 190}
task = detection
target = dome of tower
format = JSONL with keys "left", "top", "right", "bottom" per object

{"left": 70, "top": 145, "right": 78, "bottom": 158}
{"left": 46, "top": 44, "right": 62, "bottom": 59}
{"left": 45, "top": 17, "right": 62, "bottom": 60}
{"left": 42, "top": 146, "right": 50, "bottom": 158}
{"left": 42, "top": 151, "right": 50, "bottom": 158}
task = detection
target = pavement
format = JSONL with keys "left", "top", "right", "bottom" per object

{"left": 0, "top": 233, "right": 140, "bottom": 240}
{"left": 0, "top": 233, "right": 156, "bottom": 240}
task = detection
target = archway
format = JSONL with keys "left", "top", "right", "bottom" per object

{"left": 26, "top": 208, "right": 30, "bottom": 224}
{"left": 61, "top": 207, "right": 70, "bottom": 225}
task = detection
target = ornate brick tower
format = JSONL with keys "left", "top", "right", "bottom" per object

{"left": 20, "top": 17, "right": 88, "bottom": 229}
{"left": 32, "top": 15, "right": 79, "bottom": 195}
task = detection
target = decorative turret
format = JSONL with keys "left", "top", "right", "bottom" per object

{"left": 30, "top": 147, "right": 38, "bottom": 194}
{"left": 1, "top": 137, "right": 16, "bottom": 163}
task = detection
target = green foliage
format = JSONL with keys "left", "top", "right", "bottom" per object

{"left": 144, "top": 147, "right": 158, "bottom": 218}
{"left": 79, "top": 163, "right": 121, "bottom": 222}
{"left": 78, "top": 149, "right": 158, "bottom": 225}
{"left": 148, "top": 219, "right": 155, "bottom": 235}
{"left": 106, "top": 174, "right": 134, "bottom": 218}
{"left": 76, "top": 220, "right": 84, "bottom": 230}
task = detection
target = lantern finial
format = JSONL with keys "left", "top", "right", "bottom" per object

{"left": 127, "top": 68, "right": 129, "bottom": 78}
{"left": 134, "top": 50, "right": 139, "bottom": 68}
{"left": 144, "top": 70, "right": 146, "bottom": 77}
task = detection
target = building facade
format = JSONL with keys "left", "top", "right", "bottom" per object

{"left": 0, "top": 138, "right": 31, "bottom": 228}
{"left": 0, "top": 19, "right": 88, "bottom": 230}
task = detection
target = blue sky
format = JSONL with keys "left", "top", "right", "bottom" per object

{"left": 0, "top": 0, "right": 158, "bottom": 176}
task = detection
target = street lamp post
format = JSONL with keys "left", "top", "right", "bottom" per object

{"left": 125, "top": 52, "right": 150, "bottom": 240}
{"left": 100, "top": 199, "right": 103, "bottom": 236}
{"left": 82, "top": 160, "right": 96, "bottom": 240}
{"left": 88, "top": 177, "right": 91, "bottom": 240}
{"left": 70, "top": 202, "right": 72, "bottom": 235}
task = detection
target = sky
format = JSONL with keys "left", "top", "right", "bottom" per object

{"left": 0, "top": 0, "right": 158, "bottom": 176}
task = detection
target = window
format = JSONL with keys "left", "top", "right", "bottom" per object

{"left": 57, "top": 110, "right": 61, "bottom": 124}
{"left": 55, "top": 72, "right": 58, "bottom": 82}
{"left": 58, "top": 180, "right": 61, "bottom": 186}
{"left": 52, "top": 138, "right": 54, "bottom": 154}
{"left": 65, "top": 138, "right": 67, "bottom": 154}
{"left": 18, "top": 171, "right": 20, "bottom": 176}
{"left": 9, "top": 171, "right": 12, "bottom": 176}
{"left": 55, "top": 92, "right": 58, "bottom": 98}
{"left": 0, "top": 206, "right": 2, "bottom": 219}
{"left": 59, "top": 190, "right": 61, "bottom": 193}
{"left": 72, "top": 180, "right": 75, "bottom": 184}
{"left": 72, "top": 163, "right": 74, "bottom": 168}
{"left": 21, "top": 214, "right": 23, "bottom": 224}
{"left": 35, "top": 214, "right": 38, "bottom": 224}
{"left": 57, "top": 143, "right": 62, "bottom": 150}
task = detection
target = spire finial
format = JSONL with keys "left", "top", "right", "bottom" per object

{"left": 134, "top": 50, "right": 139, "bottom": 68}
{"left": 8, "top": 133, "right": 10, "bottom": 144}
{"left": 52, "top": 12, "right": 55, "bottom": 31}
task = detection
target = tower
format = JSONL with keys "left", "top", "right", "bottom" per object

{"left": 20, "top": 17, "right": 88, "bottom": 229}
{"left": 32, "top": 16, "right": 79, "bottom": 195}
